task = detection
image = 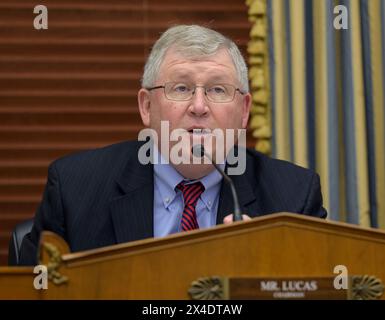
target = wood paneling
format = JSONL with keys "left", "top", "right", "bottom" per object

{"left": 0, "top": 0, "right": 254, "bottom": 265}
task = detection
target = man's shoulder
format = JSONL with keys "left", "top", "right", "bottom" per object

{"left": 244, "top": 149, "right": 326, "bottom": 219}
{"left": 50, "top": 140, "right": 142, "bottom": 173}
{"left": 245, "top": 148, "right": 315, "bottom": 179}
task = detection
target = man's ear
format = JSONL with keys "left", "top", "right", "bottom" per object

{"left": 138, "top": 88, "right": 151, "bottom": 127}
{"left": 241, "top": 92, "right": 252, "bottom": 129}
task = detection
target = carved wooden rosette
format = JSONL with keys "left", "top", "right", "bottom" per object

{"left": 349, "top": 275, "right": 385, "bottom": 300}
{"left": 188, "top": 276, "right": 229, "bottom": 300}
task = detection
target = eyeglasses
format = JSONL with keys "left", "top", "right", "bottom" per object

{"left": 147, "top": 82, "right": 245, "bottom": 103}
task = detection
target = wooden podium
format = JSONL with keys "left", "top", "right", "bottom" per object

{"left": 0, "top": 213, "right": 384, "bottom": 300}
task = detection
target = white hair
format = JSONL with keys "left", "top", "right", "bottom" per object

{"left": 141, "top": 25, "right": 249, "bottom": 92}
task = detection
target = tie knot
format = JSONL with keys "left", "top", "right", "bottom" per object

{"left": 176, "top": 181, "right": 205, "bottom": 206}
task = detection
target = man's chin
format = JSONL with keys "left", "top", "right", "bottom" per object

{"left": 172, "top": 162, "right": 216, "bottom": 180}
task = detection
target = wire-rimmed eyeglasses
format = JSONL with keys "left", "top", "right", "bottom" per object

{"left": 147, "top": 82, "right": 245, "bottom": 103}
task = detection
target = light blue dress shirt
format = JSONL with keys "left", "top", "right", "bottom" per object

{"left": 153, "top": 157, "right": 223, "bottom": 237}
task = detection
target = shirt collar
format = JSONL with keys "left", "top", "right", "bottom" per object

{"left": 153, "top": 149, "right": 224, "bottom": 210}
{"left": 154, "top": 151, "right": 184, "bottom": 209}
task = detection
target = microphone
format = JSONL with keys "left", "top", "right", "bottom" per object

{"left": 191, "top": 144, "right": 243, "bottom": 221}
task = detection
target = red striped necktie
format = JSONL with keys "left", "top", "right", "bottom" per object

{"left": 176, "top": 181, "right": 205, "bottom": 231}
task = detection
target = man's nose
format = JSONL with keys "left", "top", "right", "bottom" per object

{"left": 189, "top": 87, "right": 209, "bottom": 116}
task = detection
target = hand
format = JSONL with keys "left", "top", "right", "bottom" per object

{"left": 223, "top": 214, "right": 252, "bottom": 224}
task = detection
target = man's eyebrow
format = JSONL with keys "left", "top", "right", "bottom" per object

{"left": 168, "top": 74, "right": 231, "bottom": 83}
{"left": 169, "top": 74, "right": 190, "bottom": 81}
{"left": 168, "top": 71, "right": 195, "bottom": 78}
{"left": 205, "top": 75, "right": 230, "bottom": 83}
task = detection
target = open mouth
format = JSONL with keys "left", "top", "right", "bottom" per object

{"left": 187, "top": 128, "right": 211, "bottom": 135}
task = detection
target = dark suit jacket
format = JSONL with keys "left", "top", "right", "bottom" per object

{"left": 19, "top": 140, "right": 327, "bottom": 265}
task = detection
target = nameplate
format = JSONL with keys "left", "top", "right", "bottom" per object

{"left": 188, "top": 276, "right": 384, "bottom": 300}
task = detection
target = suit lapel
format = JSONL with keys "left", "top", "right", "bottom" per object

{"left": 110, "top": 144, "right": 154, "bottom": 244}
{"left": 216, "top": 161, "right": 261, "bottom": 224}
{"left": 110, "top": 144, "right": 262, "bottom": 241}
